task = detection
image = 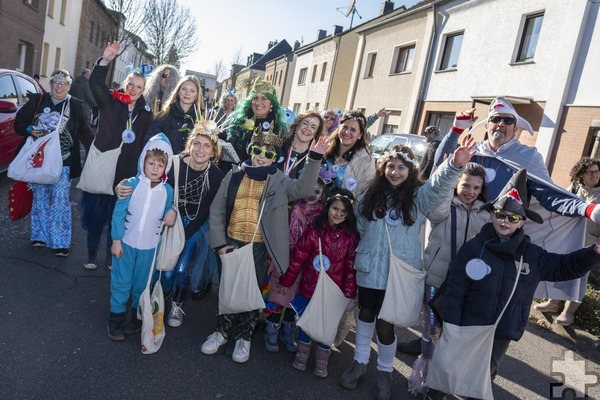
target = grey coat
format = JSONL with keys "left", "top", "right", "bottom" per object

{"left": 208, "top": 156, "right": 322, "bottom": 274}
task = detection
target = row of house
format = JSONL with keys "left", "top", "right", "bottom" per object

{"left": 0, "top": 0, "right": 152, "bottom": 90}
{"left": 217, "top": 0, "right": 600, "bottom": 187}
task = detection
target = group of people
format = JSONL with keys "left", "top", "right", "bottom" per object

{"left": 12, "top": 39, "right": 600, "bottom": 400}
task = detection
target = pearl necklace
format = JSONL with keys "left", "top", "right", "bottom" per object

{"left": 182, "top": 159, "right": 210, "bottom": 221}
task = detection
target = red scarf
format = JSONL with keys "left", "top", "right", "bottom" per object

{"left": 111, "top": 89, "right": 132, "bottom": 105}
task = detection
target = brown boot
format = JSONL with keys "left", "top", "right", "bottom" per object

{"left": 555, "top": 301, "right": 581, "bottom": 326}
{"left": 314, "top": 346, "right": 331, "bottom": 378}
{"left": 293, "top": 341, "right": 311, "bottom": 371}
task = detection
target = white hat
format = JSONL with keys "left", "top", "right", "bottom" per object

{"left": 471, "top": 97, "right": 535, "bottom": 136}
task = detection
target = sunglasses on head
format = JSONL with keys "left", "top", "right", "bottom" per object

{"left": 493, "top": 210, "right": 523, "bottom": 224}
{"left": 161, "top": 73, "right": 170, "bottom": 79}
{"left": 489, "top": 116, "right": 516, "bottom": 125}
{"left": 250, "top": 145, "right": 277, "bottom": 160}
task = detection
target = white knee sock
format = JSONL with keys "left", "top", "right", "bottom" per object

{"left": 354, "top": 319, "right": 375, "bottom": 365}
{"left": 377, "top": 335, "right": 397, "bottom": 372}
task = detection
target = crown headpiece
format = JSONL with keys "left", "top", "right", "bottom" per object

{"left": 251, "top": 122, "right": 282, "bottom": 147}
{"left": 252, "top": 78, "right": 275, "bottom": 95}
{"left": 379, "top": 148, "right": 417, "bottom": 166}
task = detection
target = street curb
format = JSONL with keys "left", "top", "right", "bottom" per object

{"left": 529, "top": 305, "right": 600, "bottom": 360}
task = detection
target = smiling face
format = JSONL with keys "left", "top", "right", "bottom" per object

{"left": 252, "top": 93, "right": 271, "bottom": 118}
{"left": 305, "top": 183, "right": 325, "bottom": 205}
{"left": 491, "top": 209, "right": 525, "bottom": 239}
{"left": 295, "top": 117, "right": 320, "bottom": 146}
{"left": 384, "top": 158, "right": 410, "bottom": 188}
{"left": 251, "top": 145, "right": 276, "bottom": 167}
{"left": 188, "top": 135, "right": 214, "bottom": 170}
{"left": 328, "top": 199, "right": 347, "bottom": 226}
{"left": 224, "top": 96, "right": 236, "bottom": 111}
{"left": 144, "top": 156, "right": 166, "bottom": 182}
{"left": 338, "top": 119, "right": 362, "bottom": 151}
{"left": 582, "top": 164, "right": 600, "bottom": 188}
{"left": 456, "top": 173, "right": 484, "bottom": 205}
{"left": 178, "top": 80, "right": 198, "bottom": 106}
{"left": 486, "top": 113, "right": 518, "bottom": 151}
{"left": 126, "top": 75, "right": 145, "bottom": 103}
{"left": 49, "top": 76, "right": 71, "bottom": 102}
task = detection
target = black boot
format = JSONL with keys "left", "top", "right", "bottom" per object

{"left": 108, "top": 312, "right": 126, "bottom": 341}
{"left": 124, "top": 308, "right": 142, "bottom": 335}
{"left": 396, "top": 337, "right": 422, "bottom": 355}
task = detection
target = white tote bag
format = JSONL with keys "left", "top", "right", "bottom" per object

{"left": 76, "top": 140, "right": 123, "bottom": 195}
{"left": 8, "top": 129, "right": 62, "bottom": 185}
{"left": 156, "top": 155, "right": 185, "bottom": 271}
{"left": 296, "top": 238, "right": 350, "bottom": 345}
{"left": 218, "top": 202, "right": 267, "bottom": 315}
{"left": 378, "top": 225, "right": 426, "bottom": 327}
{"left": 426, "top": 258, "right": 523, "bottom": 400}
{"left": 138, "top": 247, "right": 166, "bottom": 354}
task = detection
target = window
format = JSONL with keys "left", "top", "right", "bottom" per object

{"left": 320, "top": 62, "right": 327, "bottom": 81}
{"left": 297, "top": 67, "right": 307, "bottom": 85}
{"left": 311, "top": 65, "right": 318, "bottom": 83}
{"left": 382, "top": 124, "right": 398, "bottom": 134}
{"left": 278, "top": 70, "right": 283, "bottom": 85}
{"left": 89, "top": 21, "right": 94, "bottom": 42}
{"left": 47, "top": 0, "right": 55, "bottom": 17}
{"left": 516, "top": 13, "right": 544, "bottom": 62}
{"left": 440, "top": 32, "right": 463, "bottom": 70}
{"left": 41, "top": 43, "right": 50, "bottom": 76}
{"left": 305, "top": 103, "right": 310, "bottom": 111}
{"left": 54, "top": 47, "right": 61, "bottom": 70}
{"left": 364, "top": 52, "right": 377, "bottom": 78}
{"left": 392, "top": 45, "right": 415, "bottom": 74}
{"left": 16, "top": 42, "right": 27, "bottom": 72}
{"left": 59, "top": 0, "right": 67, "bottom": 24}
{"left": 427, "top": 112, "right": 454, "bottom": 135}
{"left": 273, "top": 71, "right": 277, "bottom": 84}
{"left": 293, "top": 103, "right": 301, "bottom": 114}
{"left": 15, "top": 76, "right": 38, "bottom": 101}
{"left": 314, "top": 102, "right": 320, "bottom": 110}
{"left": 23, "top": 0, "right": 39, "bottom": 9}
{"left": 0, "top": 75, "right": 18, "bottom": 105}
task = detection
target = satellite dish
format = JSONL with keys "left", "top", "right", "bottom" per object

{"left": 345, "top": 0, "right": 356, "bottom": 17}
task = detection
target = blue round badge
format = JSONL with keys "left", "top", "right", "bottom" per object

{"left": 385, "top": 208, "right": 402, "bottom": 226}
{"left": 312, "top": 254, "right": 331, "bottom": 272}
{"left": 262, "top": 121, "right": 271, "bottom": 131}
{"left": 345, "top": 176, "right": 358, "bottom": 192}
{"left": 145, "top": 105, "right": 151, "bottom": 112}
{"left": 122, "top": 129, "right": 136, "bottom": 144}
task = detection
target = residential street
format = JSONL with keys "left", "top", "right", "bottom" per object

{"left": 1, "top": 172, "right": 599, "bottom": 400}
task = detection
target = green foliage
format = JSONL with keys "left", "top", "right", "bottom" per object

{"left": 576, "top": 285, "right": 600, "bottom": 336}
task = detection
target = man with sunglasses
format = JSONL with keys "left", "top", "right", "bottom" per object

{"left": 432, "top": 96, "right": 599, "bottom": 318}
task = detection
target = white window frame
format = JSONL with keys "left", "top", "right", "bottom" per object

{"left": 514, "top": 12, "right": 544, "bottom": 63}
{"left": 439, "top": 31, "right": 464, "bottom": 70}
{"left": 390, "top": 43, "right": 416, "bottom": 74}
{"left": 297, "top": 67, "right": 307, "bottom": 85}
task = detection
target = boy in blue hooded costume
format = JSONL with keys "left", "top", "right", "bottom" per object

{"left": 107, "top": 133, "right": 174, "bottom": 341}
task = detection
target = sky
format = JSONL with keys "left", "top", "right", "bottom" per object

{"left": 178, "top": 0, "right": 420, "bottom": 76}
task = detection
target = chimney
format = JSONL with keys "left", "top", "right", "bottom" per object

{"left": 316, "top": 29, "right": 327, "bottom": 41}
{"left": 380, "top": 1, "right": 394, "bottom": 15}
{"left": 333, "top": 25, "right": 343, "bottom": 36}
{"left": 294, "top": 40, "right": 301, "bottom": 50}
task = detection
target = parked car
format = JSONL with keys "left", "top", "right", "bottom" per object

{"left": 0, "top": 69, "right": 42, "bottom": 172}
{"left": 370, "top": 133, "right": 428, "bottom": 165}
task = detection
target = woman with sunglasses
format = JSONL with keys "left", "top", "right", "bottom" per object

{"left": 320, "top": 110, "right": 375, "bottom": 198}
{"left": 281, "top": 111, "right": 326, "bottom": 179}
{"left": 143, "top": 75, "right": 204, "bottom": 154}
{"left": 143, "top": 65, "right": 181, "bottom": 116}
{"left": 202, "top": 127, "right": 328, "bottom": 364}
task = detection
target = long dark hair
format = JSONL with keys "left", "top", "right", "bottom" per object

{"left": 324, "top": 110, "right": 370, "bottom": 162}
{"left": 313, "top": 188, "right": 357, "bottom": 234}
{"left": 360, "top": 145, "right": 423, "bottom": 225}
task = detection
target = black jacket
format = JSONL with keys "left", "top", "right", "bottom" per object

{"left": 443, "top": 223, "right": 600, "bottom": 341}
{"left": 145, "top": 102, "right": 198, "bottom": 155}
{"left": 13, "top": 92, "right": 93, "bottom": 179}
{"left": 89, "top": 59, "right": 153, "bottom": 187}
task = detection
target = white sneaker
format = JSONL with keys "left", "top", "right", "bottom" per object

{"left": 83, "top": 262, "right": 97, "bottom": 270}
{"left": 167, "top": 302, "right": 185, "bottom": 327}
{"left": 232, "top": 339, "right": 251, "bottom": 363}
{"left": 201, "top": 332, "right": 228, "bottom": 355}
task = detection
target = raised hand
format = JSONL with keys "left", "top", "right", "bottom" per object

{"left": 451, "top": 135, "right": 476, "bottom": 168}
{"left": 310, "top": 136, "right": 330, "bottom": 155}
{"left": 101, "top": 41, "right": 121, "bottom": 65}
{"left": 376, "top": 108, "right": 391, "bottom": 118}
{"left": 453, "top": 108, "right": 478, "bottom": 131}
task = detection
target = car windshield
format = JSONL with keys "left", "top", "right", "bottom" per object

{"left": 370, "top": 135, "right": 397, "bottom": 154}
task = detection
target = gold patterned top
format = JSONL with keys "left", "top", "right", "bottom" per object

{"left": 227, "top": 176, "right": 266, "bottom": 243}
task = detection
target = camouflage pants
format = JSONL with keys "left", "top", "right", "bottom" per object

{"left": 216, "top": 310, "right": 262, "bottom": 341}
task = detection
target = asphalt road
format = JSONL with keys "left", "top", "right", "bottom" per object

{"left": 1, "top": 172, "right": 600, "bottom": 400}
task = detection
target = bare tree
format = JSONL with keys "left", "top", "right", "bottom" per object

{"left": 230, "top": 46, "right": 245, "bottom": 66}
{"left": 213, "top": 59, "right": 227, "bottom": 81}
{"left": 102, "top": 0, "right": 148, "bottom": 56}
{"left": 144, "top": 0, "right": 199, "bottom": 67}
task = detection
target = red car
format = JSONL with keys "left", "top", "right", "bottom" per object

{"left": 0, "top": 69, "right": 42, "bottom": 172}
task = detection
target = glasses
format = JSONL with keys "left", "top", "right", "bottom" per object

{"left": 493, "top": 210, "right": 523, "bottom": 224}
{"left": 489, "top": 116, "right": 516, "bottom": 125}
{"left": 250, "top": 145, "right": 277, "bottom": 160}
{"left": 50, "top": 81, "right": 69, "bottom": 87}
{"left": 585, "top": 169, "right": 600, "bottom": 176}
{"left": 161, "top": 73, "right": 170, "bottom": 79}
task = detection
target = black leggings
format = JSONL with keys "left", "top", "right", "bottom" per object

{"left": 357, "top": 286, "right": 396, "bottom": 345}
